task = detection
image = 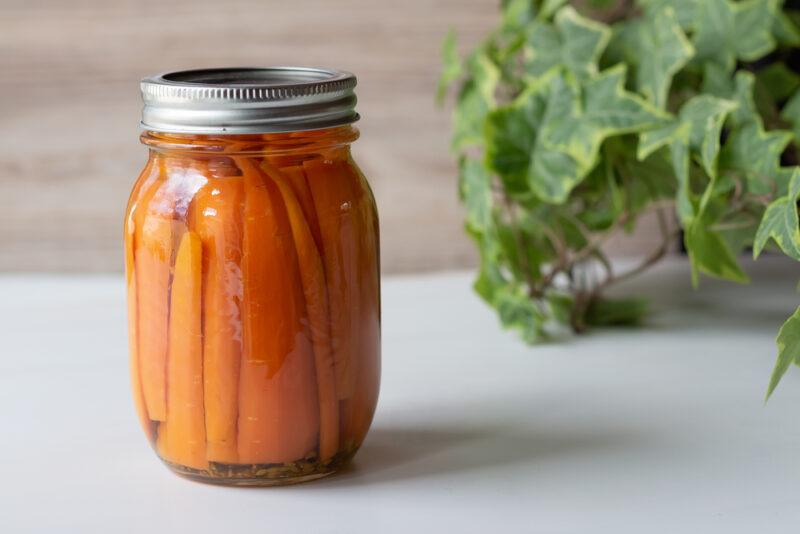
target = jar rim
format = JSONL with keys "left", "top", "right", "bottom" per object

{"left": 140, "top": 67, "right": 359, "bottom": 135}
{"left": 140, "top": 125, "right": 360, "bottom": 155}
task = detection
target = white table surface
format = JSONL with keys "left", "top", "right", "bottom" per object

{"left": 1, "top": 258, "right": 799, "bottom": 533}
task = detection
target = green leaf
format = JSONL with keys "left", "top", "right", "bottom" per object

{"left": 437, "top": 29, "right": 462, "bottom": 105}
{"left": 757, "top": 63, "right": 800, "bottom": 103}
{"left": 701, "top": 69, "right": 766, "bottom": 127}
{"left": 684, "top": 96, "right": 738, "bottom": 179}
{"left": 733, "top": 0, "right": 780, "bottom": 60}
{"left": 471, "top": 208, "right": 507, "bottom": 307}
{"left": 766, "top": 306, "right": 800, "bottom": 399}
{"left": 753, "top": 168, "right": 800, "bottom": 260}
{"left": 524, "top": 6, "right": 611, "bottom": 81}
{"left": 774, "top": 166, "right": 799, "bottom": 198}
{"left": 585, "top": 297, "right": 649, "bottom": 327}
{"left": 637, "top": 122, "right": 684, "bottom": 161}
{"left": 459, "top": 158, "right": 494, "bottom": 234}
{"left": 602, "top": 16, "right": 640, "bottom": 68}
{"left": 539, "top": 0, "right": 567, "bottom": 20}
{"left": 772, "top": 8, "right": 800, "bottom": 46}
{"left": 484, "top": 80, "right": 550, "bottom": 194}
{"left": 544, "top": 65, "right": 670, "bottom": 169}
{"left": 624, "top": 147, "right": 678, "bottom": 200}
{"left": 729, "top": 71, "right": 761, "bottom": 127}
{"left": 578, "top": 164, "right": 620, "bottom": 229}
{"left": 485, "top": 108, "right": 535, "bottom": 194}
{"left": 718, "top": 210, "right": 760, "bottom": 254}
{"left": 495, "top": 219, "right": 529, "bottom": 280}
{"left": 473, "top": 232, "right": 505, "bottom": 304}
{"left": 685, "top": 221, "right": 750, "bottom": 286}
{"left": 638, "top": 0, "right": 698, "bottom": 29}
{"left": 494, "top": 282, "right": 547, "bottom": 343}
{"left": 637, "top": 95, "right": 736, "bottom": 230}
{"left": 528, "top": 143, "right": 584, "bottom": 203}
{"left": 453, "top": 88, "right": 487, "bottom": 150}
{"left": 780, "top": 89, "right": 800, "bottom": 144}
{"left": 452, "top": 53, "right": 500, "bottom": 151}
{"left": 669, "top": 127, "right": 695, "bottom": 223}
{"left": 501, "top": 0, "right": 537, "bottom": 31}
{"left": 692, "top": 0, "right": 737, "bottom": 70}
{"left": 639, "top": 95, "right": 736, "bottom": 222}
{"left": 719, "top": 121, "right": 793, "bottom": 196}
{"left": 693, "top": 0, "right": 778, "bottom": 70}
{"left": 484, "top": 72, "right": 590, "bottom": 204}
{"left": 634, "top": 7, "right": 695, "bottom": 109}
{"left": 701, "top": 61, "right": 734, "bottom": 97}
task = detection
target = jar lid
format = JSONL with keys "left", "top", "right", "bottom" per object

{"left": 140, "top": 67, "right": 359, "bottom": 134}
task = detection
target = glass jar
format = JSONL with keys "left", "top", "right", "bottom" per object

{"left": 124, "top": 68, "right": 380, "bottom": 486}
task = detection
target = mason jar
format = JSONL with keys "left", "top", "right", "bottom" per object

{"left": 124, "top": 67, "right": 380, "bottom": 486}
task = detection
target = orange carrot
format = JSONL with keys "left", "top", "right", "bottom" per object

{"left": 238, "top": 158, "right": 302, "bottom": 373}
{"left": 303, "top": 158, "right": 361, "bottom": 403}
{"left": 237, "top": 158, "right": 319, "bottom": 464}
{"left": 279, "top": 165, "right": 323, "bottom": 254}
{"left": 125, "top": 156, "right": 159, "bottom": 442}
{"left": 126, "top": 252, "right": 153, "bottom": 442}
{"left": 347, "top": 163, "right": 381, "bottom": 448}
{"left": 262, "top": 157, "right": 322, "bottom": 252}
{"left": 191, "top": 175, "right": 244, "bottom": 464}
{"left": 156, "top": 231, "right": 207, "bottom": 470}
{"left": 134, "top": 161, "right": 172, "bottom": 422}
{"left": 304, "top": 158, "right": 381, "bottom": 449}
{"left": 265, "top": 162, "right": 339, "bottom": 462}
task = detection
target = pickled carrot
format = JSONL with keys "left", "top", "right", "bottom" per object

{"left": 157, "top": 231, "right": 207, "bottom": 470}
{"left": 304, "top": 158, "right": 360, "bottom": 402}
{"left": 278, "top": 165, "right": 323, "bottom": 254}
{"left": 261, "top": 158, "right": 320, "bottom": 243}
{"left": 239, "top": 158, "right": 302, "bottom": 373}
{"left": 134, "top": 162, "right": 172, "bottom": 422}
{"left": 126, "top": 256, "right": 153, "bottom": 442}
{"left": 191, "top": 175, "right": 244, "bottom": 464}
{"left": 346, "top": 163, "right": 381, "bottom": 448}
{"left": 265, "top": 163, "right": 340, "bottom": 462}
{"left": 125, "top": 156, "right": 158, "bottom": 442}
{"left": 237, "top": 158, "right": 319, "bottom": 464}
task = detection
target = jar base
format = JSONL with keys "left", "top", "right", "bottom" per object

{"left": 170, "top": 466, "right": 336, "bottom": 487}
{"left": 161, "top": 449, "right": 357, "bottom": 487}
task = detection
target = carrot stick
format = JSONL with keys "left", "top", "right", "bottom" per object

{"left": 262, "top": 157, "right": 322, "bottom": 252}
{"left": 156, "top": 231, "right": 207, "bottom": 470}
{"left": 239, "top": 158, "right": 302, "bottom": 373}
{"left": 264, "top": 162, "right": 339, "bottom": 462}
{"left": 304, "top": 158, "right": 381, "bottom": 449}
{"left": 347, "top": 164, "right": 381, "bottom": 448}
{"left": 280, "top": 165, "right": 323, "bottom": 254}
{"left": 191, "top": 175, "right": 244, "bottom": 464}
{"left": 126, "top": 251, "right": 153, "bottom": 442}
{"left": 134, "top": 162, "right": 172, "bottom": 422}
{"left": 125, "top": 156, "right": 159, "bottom": 442}
{"left": 303, "top": 158, "right": 360, "bottom": 403}
{"left": 237, "top": 157, "right": 319, "bottom": 464}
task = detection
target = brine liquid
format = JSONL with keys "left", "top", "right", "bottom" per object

{"left": 124, "top": 130, "right": 380, "bottom": 485}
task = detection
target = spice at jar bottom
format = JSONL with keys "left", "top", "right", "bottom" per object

{"left": 125, "top": 68, "right": 380, "bottom": 486}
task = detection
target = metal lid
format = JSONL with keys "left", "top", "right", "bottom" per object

{"left": 140, "top": 67, "right": 359, "bottom": 134}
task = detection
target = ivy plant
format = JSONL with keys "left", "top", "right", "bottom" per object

{"left": 439, "top": 0, "right": 800, "bottom": 396}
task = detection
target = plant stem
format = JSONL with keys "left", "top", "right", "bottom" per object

{"left": 592, "top": 206, "right": 676, "bottom": 299}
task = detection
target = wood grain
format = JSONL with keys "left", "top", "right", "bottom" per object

{"left": 0, "top": 0, "right": 660, "bottom": 273}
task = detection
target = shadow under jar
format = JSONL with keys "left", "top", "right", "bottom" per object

{"left": 124, "top": 68, "right": 380, "bottom": 486}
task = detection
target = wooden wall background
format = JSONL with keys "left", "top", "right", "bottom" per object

{"left": 0, "top": 0, "right": 659, "bottom": 273}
